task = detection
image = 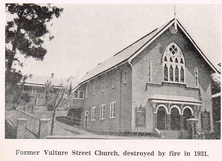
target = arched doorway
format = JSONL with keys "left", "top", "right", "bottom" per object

{"left": 170, "top": 107, "right": 180, "bottom": 130}
{"left": 183, "top": 108, "right": 192, "bottom": 130}
{"left": 157, "top": 106, "right": 167, "bottom": 130}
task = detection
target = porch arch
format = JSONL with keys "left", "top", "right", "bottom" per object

{"left": 169, "top": 105, "right": 182, "bottom": 115}
{"left": 155, "top": 104, "right": 169, "bottom": 114}
{"left": 182, "top": 106, "right": 194, "bottom": 115}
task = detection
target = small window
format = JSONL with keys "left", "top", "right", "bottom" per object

{"left": 112, "top": 76, "right": 115, "bottom": 89}
{"left": 124, "top": 71, "right": 127, "bottom": 84}
{"left": 194, "top": 67, "right": 198, "bottom": 87}
{"left": 102, "top": 80, "right": 105, "bottom": 92}
{"left": 74, "top": 91, "right": 78, "bottom": 99}
{"left": 91, "top": 107, "right": 96, "bottom": 121}
{"left": 85, "top": 85, "right": 88, "bottom": 98}
{"left": 100, "top": 104, "right": 105, "bottom": 120}
{"left": 148, "top": 61, "right": 152, "bottom": 83}
{"left": 110, "top": 101, "right": 116, "bottom": 118}
{"left": 79, "top": 91, "right": 84, "bottom": 99}
{"left": 93, "top": 80, "right": 95, "bottom": 96}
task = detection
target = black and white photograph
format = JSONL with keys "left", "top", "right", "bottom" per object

{"left": 2, "top": 2, "right": 222, "bottom": 160}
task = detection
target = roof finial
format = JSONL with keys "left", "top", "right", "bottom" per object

{"left": 174, "top": 5, "right": 176, "bottom": 19}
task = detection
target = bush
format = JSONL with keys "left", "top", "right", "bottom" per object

{"left": 21, "top": 92, "right": 31, "bottom": 103}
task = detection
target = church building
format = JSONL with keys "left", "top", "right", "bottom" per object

{"left": 71, "top": 18, "right": 219, "bottom": 138}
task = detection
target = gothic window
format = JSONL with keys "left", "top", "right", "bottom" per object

{"left": 163, "top": 42, "right": 185, "bottom": 83}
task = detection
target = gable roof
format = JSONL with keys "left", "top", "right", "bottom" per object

{"left": 76, "top": 18, "right": 219, "bottom": 89}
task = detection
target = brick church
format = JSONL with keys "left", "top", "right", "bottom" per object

{"left": 70, "top": 18, "right": 219, "bottom": 138}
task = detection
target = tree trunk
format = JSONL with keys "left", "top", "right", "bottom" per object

{"left": 50, "top": 108, "right": 56, "bottom": 135}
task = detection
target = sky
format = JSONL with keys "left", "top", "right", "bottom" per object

{"left": 6, "top": 3, "right": 221, "bottom": 83}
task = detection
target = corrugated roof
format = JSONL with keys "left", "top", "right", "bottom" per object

{"left": 76, "top": 18, "right": 219, "bottom": 89}
{"left": 149, "top": 94, "right": 201, "bottom": 103}
{"left": 23, "top": 75, "right": 77, "bottom": 87}
{"left": 81, "top": 19, "right": 174, "bottom": 83}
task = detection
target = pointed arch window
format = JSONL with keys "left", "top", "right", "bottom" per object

{"left": 162, "top": 42, "right": 185, "bottom": 83}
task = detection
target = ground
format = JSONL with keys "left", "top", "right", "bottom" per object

{"left": 5, "top": 106, "right": 158, "bottom": 139}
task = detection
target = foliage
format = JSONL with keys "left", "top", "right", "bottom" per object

{"left": 5, "top": 3, "right": 63, "bottom": 73}
{"left": 20, "top": 91, "right": 31, "bottom": 103}
{"left": 211, "top": 72, "right": 221, "bottom": 94}
{"left": 5, "top": 3, "right": 63, "bottom": 107}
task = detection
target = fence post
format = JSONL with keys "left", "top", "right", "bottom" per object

{"left": 39, "top": 119, "right": 50, "bottom": 139}
{"left": 17, "top": 118, "right": 27, "bottom": 139}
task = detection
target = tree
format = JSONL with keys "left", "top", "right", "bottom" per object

{"left": 5, "top": 3, "right": 63, "bottom": 107}
{"left": 5, "top": 3, "right": 63, "bottom": 74}
{"left": 44, "top": 76, "right": 73, "bottom": 135}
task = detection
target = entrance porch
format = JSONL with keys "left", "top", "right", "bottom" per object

{"left": 150, "top": 94, "right": 202, "bottom": 139}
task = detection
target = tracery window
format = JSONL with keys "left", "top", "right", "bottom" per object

{"left": 163, "top": 42, "right": 185, "bottom": 83}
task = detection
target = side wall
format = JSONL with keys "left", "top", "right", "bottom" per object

{"left": 79, "top": 63, "right": 132, "bottom": 133}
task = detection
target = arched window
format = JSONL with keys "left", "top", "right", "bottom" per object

{"left": 163, "top": 42, "right": 185, "bottom": 83}
{"left": 148, "top": 61, "right": 152, "bottom": 83}
{"left": 194, "top": 67, "right": 198, "bottom": 87}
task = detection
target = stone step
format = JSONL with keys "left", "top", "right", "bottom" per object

{"left": 159, "top": 130, "right": 189, "bottom": 139}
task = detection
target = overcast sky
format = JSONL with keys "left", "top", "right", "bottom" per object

{"left": 9, "top": 4, "right": 221, "bottom": 82}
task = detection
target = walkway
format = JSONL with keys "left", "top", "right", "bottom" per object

{"left": 6, "top": 106, "right": 158, "bottom": 139}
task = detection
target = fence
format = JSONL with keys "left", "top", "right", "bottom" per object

{"left": 56, "top": 116, "right": 82, "bottom": 127}
{"left": 16, "top": 106, "right": 50, "bottom": 139}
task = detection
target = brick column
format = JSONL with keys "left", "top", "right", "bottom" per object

{"left": 166, "top": 114, "right": 171, "bottom": 130}
{"left": 180, "top": 115, "right": 184, "bottom": 130}
{"left": 39, "top": 119, "right": 50, "bottom": 139}
{"left": 153, "top": 113, "right": 157, "bottom": 129}
{"left": 17, "top": 118, "right": 27, "bottom": 139}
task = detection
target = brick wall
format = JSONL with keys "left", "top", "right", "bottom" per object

{"left": 131, "top": 27, "right": 213, "bottom": 132}
{"left": 80, "top": 64, "right": 132, "bottom": 133}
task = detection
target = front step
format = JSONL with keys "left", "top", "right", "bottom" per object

{"left": 159, "top": 130, "right": 189, "bottom": 139}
